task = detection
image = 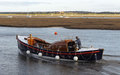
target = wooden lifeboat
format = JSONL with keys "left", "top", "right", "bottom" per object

{"left": 16, "top": 34, "right": 104, "bottom": 61}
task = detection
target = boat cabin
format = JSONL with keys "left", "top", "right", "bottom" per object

{"left": 48, "top": 39, "right": 76, "bottom": 52}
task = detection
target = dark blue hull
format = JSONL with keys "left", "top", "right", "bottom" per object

{"left": 17, "top": 36, "right": 104, "bottom": 61}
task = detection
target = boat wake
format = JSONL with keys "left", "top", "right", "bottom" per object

{"left": 104, "top": 54, "right": 120, "bottom": 57}
{"left": 18, "top": 52, "right": 120, "bottom": 75}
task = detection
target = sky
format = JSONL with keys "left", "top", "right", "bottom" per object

{"left": 0, "top": 0, "right": 120, "bottom": 12}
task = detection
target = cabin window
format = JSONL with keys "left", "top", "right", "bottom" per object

{"left": 68, "top": 41, "right": 76, "bottom": 52}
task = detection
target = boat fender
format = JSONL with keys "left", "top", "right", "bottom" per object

{"left": 73, "top": 56, "right": 78, "bottom": 61}
{"left": 38, "top": 53, "right": 42, "bottom": 56}
{"left": 26, "top": 50, "right": 30, "bottom": 54}
{"left": 55, "top": 55, "right": 60, "bottom": 60}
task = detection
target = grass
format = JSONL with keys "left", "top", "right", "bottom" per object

{"left": 0, "top": 13, "right": 120, "bottom": 30}
{"left": 0, "top": 18, "right": 120, "bottom": 30}
{"left": 0, "top": 13, "right": 120, "bottom": 17}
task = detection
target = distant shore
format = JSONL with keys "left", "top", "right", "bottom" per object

{"left": 0, "top": 16, "right": 120, "bottom": 30}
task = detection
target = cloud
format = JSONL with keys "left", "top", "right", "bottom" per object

{"left": 0, "top": 0, "right": 119, "bottom": 12}
{"left": 0, "top": 1, "right": 51, "bottom": 6}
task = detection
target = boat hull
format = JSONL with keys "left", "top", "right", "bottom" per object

{"left": 16, "top": 36, "right": 104, "bottom": 61}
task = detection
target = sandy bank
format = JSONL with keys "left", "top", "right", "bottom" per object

{"left": 0, "top": 18, "right": 120, "bottom": 30}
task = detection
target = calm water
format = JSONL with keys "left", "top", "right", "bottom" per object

{"left": 0, "top": 27, "right": 120, "bottom": 75}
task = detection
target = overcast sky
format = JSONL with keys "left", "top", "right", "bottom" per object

{"left": 0, "top": 0, "right": 119, "bottom": 12}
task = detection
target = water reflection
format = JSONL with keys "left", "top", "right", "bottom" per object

{"left": 18, "top": 53, "right": 106, "bottom": 75}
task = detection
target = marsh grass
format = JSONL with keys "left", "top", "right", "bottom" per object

{"left": 0, "top": 13, "right": 120, "bottom": 17}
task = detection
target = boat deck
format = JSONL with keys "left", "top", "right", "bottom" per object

{"left": 18, "top": 36, "right": 99, "bottom": 52}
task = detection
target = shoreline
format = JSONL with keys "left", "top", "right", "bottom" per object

{"left": 1, "top": 25, "right": 120, "bottom": 30}
{"left": 0, "top": 17, "right": 120, "bottom": 30}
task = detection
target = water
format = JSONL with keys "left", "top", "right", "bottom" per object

{"left": 0, "top": 27, "right": 120, "bottom": 75}
{"left": 1, "top": 16, "right": 120, "bottom": 19}
{"left": 72, "top": 17, "right": 120, "bottom": 19}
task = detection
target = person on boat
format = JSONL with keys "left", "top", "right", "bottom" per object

{"left": 27, "top": 34, "right": 34, "bottom": 46}
{"left": 75, "top": 36, "right": 81, "bottom": 49}
{"left": 27, "top": 34, "right": 38, "bottom": 46}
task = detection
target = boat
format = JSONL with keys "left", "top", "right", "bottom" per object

{"left": 16, "top": 34, "right": 104, "bottom": 61}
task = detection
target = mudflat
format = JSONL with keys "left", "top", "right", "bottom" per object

{"left": 0, "top": 17, "right": 120, "bottom": 30}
